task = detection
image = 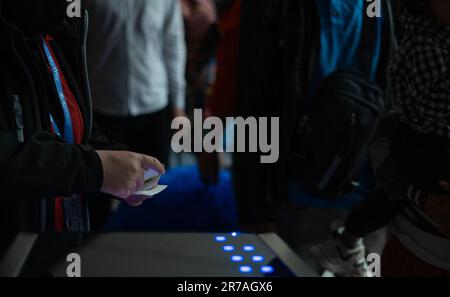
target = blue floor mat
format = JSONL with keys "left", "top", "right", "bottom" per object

{"left": 107, "top": 166, "right": 238, "bottom": 232}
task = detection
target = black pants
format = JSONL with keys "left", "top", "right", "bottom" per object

{"left": 94, "top": 107, "right": 171, "bottom": 165}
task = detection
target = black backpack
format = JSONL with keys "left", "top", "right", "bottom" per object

{"left": 287, "top": 0, "right": 398, "bottom": 200}
{"left": 290, "top": 71, "right": 386, "bottom": 199}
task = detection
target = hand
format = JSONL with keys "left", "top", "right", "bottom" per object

{"left": 198, "top": 151, "right": 220, "bottom": 185}
{"left": 424, "top": 181, "right": 450, "bottom": 238}
{"left": 124, "top": 195, "right": 150, "bottom": 208}
{"left": 96, "top": 151, "right": 165, "bottom": 200}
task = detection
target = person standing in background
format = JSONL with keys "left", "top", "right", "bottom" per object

{"left": 86, "top": 0, "right": 187, "bottom": 166}
{"left": 381, "top": 0, "right": 450, "bottom": 276}
{"left": 198, "top": 0, "right": 240, "bottom": 184}
{"left": 181, "top": 0, "right": 217, "bottom": 112}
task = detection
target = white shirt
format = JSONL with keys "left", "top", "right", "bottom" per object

{"left": 86, "top": 0, "right": 186, "bottom": 116}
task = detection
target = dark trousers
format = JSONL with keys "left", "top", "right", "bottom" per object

{"left": 94, "top": 107, "right": 171, "bottom": 166}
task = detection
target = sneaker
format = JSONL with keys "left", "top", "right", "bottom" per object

{"left": 310, "top": 227, "right": 373, "bottom": 277}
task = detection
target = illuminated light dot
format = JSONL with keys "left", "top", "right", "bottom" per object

{"left": 223, "top": 245, "right": 235, "bottom": 252}
{"left": 252, "top": 255, "right": 264, "bottom": 262}
{"left": 231, "top": 232, "right": 239, "bottom": 237}
{"left": 243, "top": 245, "right": 255, "bottom": 252}
{"left": 231, "top": 255, "right": 244, "bottom": 262}
{"left": 261, "top": 266, "right": 274, "bottom": 274}
{"left": 240, "top": 266, "right": 253, "bottom": 273}
{"left": 215, "top": 236, "right": 227, "bottom": 242}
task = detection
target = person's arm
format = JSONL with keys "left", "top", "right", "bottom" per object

{"left": 163, "top": 0, "right": 187, "bottom": 113}
{"left": 0, "top": 131, "right": 103, "bottom": 201}
{"left": 0, "top": 128, "right": 165, "bottom": 204}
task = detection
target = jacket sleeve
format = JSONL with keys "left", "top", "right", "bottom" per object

{"left": 0, "top": 131, "right": 103, "bottom": 201}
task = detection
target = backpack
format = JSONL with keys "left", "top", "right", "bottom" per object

{"left": 289, "top": 0, "right": 397, "bottom": 199}
{"left": 290, "top": 71, "right": 386, "bottom": 199}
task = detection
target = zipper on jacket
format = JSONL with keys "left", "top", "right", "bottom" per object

{"left": 80, "top": 9, "right": 92, "bottom": 232}
{"left": 12, "top": 95, "right": 25, "bottom": 143}
{"left": 81, "top": 9, "right": 93, "bottom": 139}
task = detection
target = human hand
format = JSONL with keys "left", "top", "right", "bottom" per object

{"left": 124, "top": 195, "right": 150, "bottom": 207}
{"left": 96, "top": 151, "right": 165, "bottom": 200}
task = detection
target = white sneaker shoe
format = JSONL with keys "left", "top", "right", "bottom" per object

{"left": 310, "top": 227, "right": 373, "bottom": 277}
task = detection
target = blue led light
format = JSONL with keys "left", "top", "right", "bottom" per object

{"left": 261, "top": 266, "right": 274, "bottom": 274}
{"left": 223, "top": 245, "right": 235, "bottom": 252}
{"left": 240, "top": 266, "right": 253, "bottom": 273}
{"left": 231, "top": 255, "right": 244, "bottom": 262}
{"left": 231, "top": 232, "right": 239, "bottom": 237}
{"left": 252, "top": 255, "right": 264, "bottom": 262}
{"left": 243, "top": 245, "right": 255, "bottom": 252}
{"left": 215, "top": 236, "right": 227, "bottom": 242}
